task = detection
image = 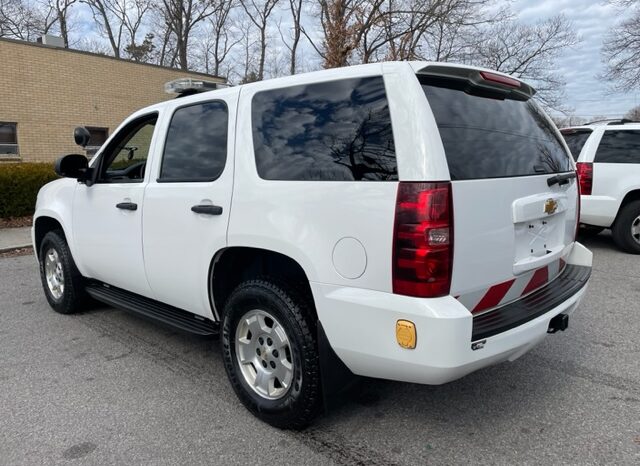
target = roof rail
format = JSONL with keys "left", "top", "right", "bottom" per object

{"left": 585, "top": 118, "right": 639, "bottom": 126}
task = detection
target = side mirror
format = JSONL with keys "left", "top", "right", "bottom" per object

{"left": 74, "top": 126, "right": 91, "bottom": 147}
{"left": 55, "top": 153, "right": 89, "bottom": 179}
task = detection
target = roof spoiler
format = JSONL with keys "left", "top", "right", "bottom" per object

{"left": 416, "top": 65, "right": 535, "bottom": 101}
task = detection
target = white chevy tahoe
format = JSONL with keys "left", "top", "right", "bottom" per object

{"left": 34, "top": 62, "right": 592, "bottom": 428}
{"left": 561, "top": 120, "right": 640, "bottom": 253}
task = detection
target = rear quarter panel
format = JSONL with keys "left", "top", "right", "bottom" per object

{"left": 228, "top": 63, "right": 446, "bottom": 291}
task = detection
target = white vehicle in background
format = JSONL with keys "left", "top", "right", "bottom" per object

{"left": 561, "top": 120, "right": 640, "bottom": 254}
{"left": 33, "top": 62, "right": 592, "bottom": 429}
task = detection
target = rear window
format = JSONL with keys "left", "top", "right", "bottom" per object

{"left": 420, "top": 77, "right": 573, "bottom": 180}
{"left": 595, "top": 130, "right": 640, "bottom": 163}
{"left": 252, "top": 76, "right": 397, "bottom": 181}
{"left": 561, "top": 129, "right": 592, "bottom": 160}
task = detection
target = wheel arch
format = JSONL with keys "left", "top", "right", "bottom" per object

{"left": 34, "top": 215, "right": 66, "bottom": 259}
{"left": 614, "top": 189, "right": 640, "bottom": 225}
{"left": 208, "top": 246, "right": 316, "bottom": 321}
{"left": 620, "top": 189, "right": 640, "bottom": 208}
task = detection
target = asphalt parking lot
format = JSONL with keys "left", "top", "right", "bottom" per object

{"left": 1, "top": 233, "right": 638, "bottom": 465}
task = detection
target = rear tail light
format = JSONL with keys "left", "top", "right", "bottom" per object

{"left": 392, "top": 182, "right": 453, "bottom": 298}
{"left": 576, "top": 162, "right": 593, "bottom": 195}
{"left": 575, "top": 170, "right": 581, "bottom": 240}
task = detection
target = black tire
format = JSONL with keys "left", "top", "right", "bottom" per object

{"left": 221, "top": 279, "right": 321, "bottom": 429}
{"left": 612, "top": 200, "right": 640, "bottom": 254}
{"left": 38, "top": 230, "right": 88, "bottom": 314}
{"left": 578, "top": 225, "right": 605, "bottom": 238}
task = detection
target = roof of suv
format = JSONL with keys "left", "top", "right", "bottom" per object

{"left": 563, "top": 120, "right": 640, "bottom": 132}
{"left": 146, "top": 61, "right": 531, "bottom": 111}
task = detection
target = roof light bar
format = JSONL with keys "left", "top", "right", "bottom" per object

{"left": 164, "top": 78, "right": 228, "bottom": 97}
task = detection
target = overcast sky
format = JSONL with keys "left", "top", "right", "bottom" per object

{"left": 71, "top": 0, "right": 636, "bottom": 119}
{"left": 513, "top": 0, "right": 637, "bottom": 119}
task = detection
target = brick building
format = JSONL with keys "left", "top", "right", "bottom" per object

{"left": 0, "top": 37, "right": 224, "bottom": 163}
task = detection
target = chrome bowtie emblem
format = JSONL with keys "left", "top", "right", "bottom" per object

{"left": 544, "top": 198, "right": 558, "bottom": 215}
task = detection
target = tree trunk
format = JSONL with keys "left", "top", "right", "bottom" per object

{"left": 258, "top": 26, "right": 266, "bottom": 80}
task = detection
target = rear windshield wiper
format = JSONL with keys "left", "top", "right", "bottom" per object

{"left": 547, "top": 172, "right": 576, "bottom": 187}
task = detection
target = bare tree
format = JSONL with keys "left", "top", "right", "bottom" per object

{"left": 278, "top": 0, "right": 303, "bottom": 74}
{"left": 75, "top": 35, "right": 112, "bottom": 54}
{"left": 625, "top": 105, "right": 640, "bottom": 121}
{"left": 602, "top": 0, "right": 640, "bottom": 90}
{"left": 235, "top": 13, "right": 259, "bottom": 82}
{"left": 81, "top": 0, "right": 123, "bottom": 56}
{"left": 418, "top": 0, "right": 510, "bottom": 62}
{"left": 311, "top": 0, "right": 500, "bottom": 67}
{"left": 360, "top": 0, "right": 477, "bottom": 63}
{"left": 313, "top": 0, "right": 384, "bottom": 68}
{"left": 470, "top": 15, "right": 580, "bottom": 110}
{"left": 125, "top": 32, "right": 155, "bottom": 61}
{"left": 205, "top": 0, "right": 239, "bottom": 76}
{"left": 239, "top": 0, "right": 280, "bottom": 80}
{"left": 156, "top": 0, "right": 218, "bottom": 70}
{"left": 81, "top": 0, "right": 152, "bottom": 58}
{"left": 0, "top": 0, "right": 53, "bottom": 39}
{"left": 0, "top": 0, "right": 78, "bottom": 44}
{"left": 41, "top": 0, "right": 77, "bottom": 47}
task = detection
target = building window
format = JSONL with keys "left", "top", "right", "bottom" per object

{"left": 85, "top": 127, "right": 109, "bottom": 157}
{"left": 0, "top": 122, "right": 18, "bottom": 156}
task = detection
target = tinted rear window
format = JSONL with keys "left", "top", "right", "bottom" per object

{"left": 420, "top": 78, "right": 573, "bottom": 180}
{"left": 561, "top": 130, "right": 592, "bottom": 160}
{"left": 595, "top": 130, "right": 640, "bottom": 163}
{"left": 252, "top": 76, "right": 397, "bottom": 181}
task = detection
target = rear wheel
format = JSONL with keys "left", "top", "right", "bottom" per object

{"left": 39, "top": 230, "right": 88, "bottom": 314}
{"left": 578, "top": 225, "right": 604, "bottom": 238}
{"left": 221, "top": 279, "right": 321, "bottom": 429}
{"left": 612, "top": 200, "right": 640, "bottom": 254}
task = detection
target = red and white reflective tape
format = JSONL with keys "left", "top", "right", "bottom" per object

{"left": 456, "top": 258, "right": 567, "bottom": 314}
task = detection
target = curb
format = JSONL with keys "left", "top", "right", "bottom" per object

{"left": 0, "top": 244, "right": 32, "bottom": 254}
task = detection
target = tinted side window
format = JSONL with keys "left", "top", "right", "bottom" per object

{"left": 595, "top": 130, "right": 640, "bottom": 163}
{"left": 160, "top": 101, "right": 228, "bottom": 181}
{"left": 101, "top": 114, "right": 157, "bottom": 183}
{"left": 252, "top": 76, "right": 397, "bottom": 181}
{"left": 561, "top": 129, "right": 592, "bottom": 160}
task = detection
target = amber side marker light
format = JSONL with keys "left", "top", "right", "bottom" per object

{"left": 396, "top": 320, "right": 417, "bottom": 349}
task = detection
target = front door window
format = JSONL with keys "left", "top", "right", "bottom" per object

{"left": 99, "top": 115, "right": 157, "bottom": 183}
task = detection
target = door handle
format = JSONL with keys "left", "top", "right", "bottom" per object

{"left": 116, "top": 202, "right": 138, "bottom": 211}
{"left": 191, "top": 204, "right": 223, "bottom": 215}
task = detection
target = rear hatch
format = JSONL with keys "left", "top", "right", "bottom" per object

{"left": 560, "top": 128, "right": 593, "bottom": 160}
{"left": 418, "top": 66, "right": 578, "bottom": 314}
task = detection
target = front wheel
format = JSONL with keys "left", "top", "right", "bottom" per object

{"left": 221, "top": 279, "right": 321, "bottom": 429}
{"left": 612, "top": 200, "right": 640, "bottom": 254}
{"left": 38, "top": 230, "right": 88, "bottom": 314}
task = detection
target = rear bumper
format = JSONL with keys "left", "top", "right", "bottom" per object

{"left": 580, "top": 195, "right": 618, "bottom": 227}
{"left": 312, "top": 242, "right": 592, "bottom": 385}
{"left": 472, "top": 263, "right": 590, "bottom": 341}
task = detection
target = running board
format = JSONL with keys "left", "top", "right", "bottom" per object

{"left": 85, "top": 282, "right": 218, "bottom": 336}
